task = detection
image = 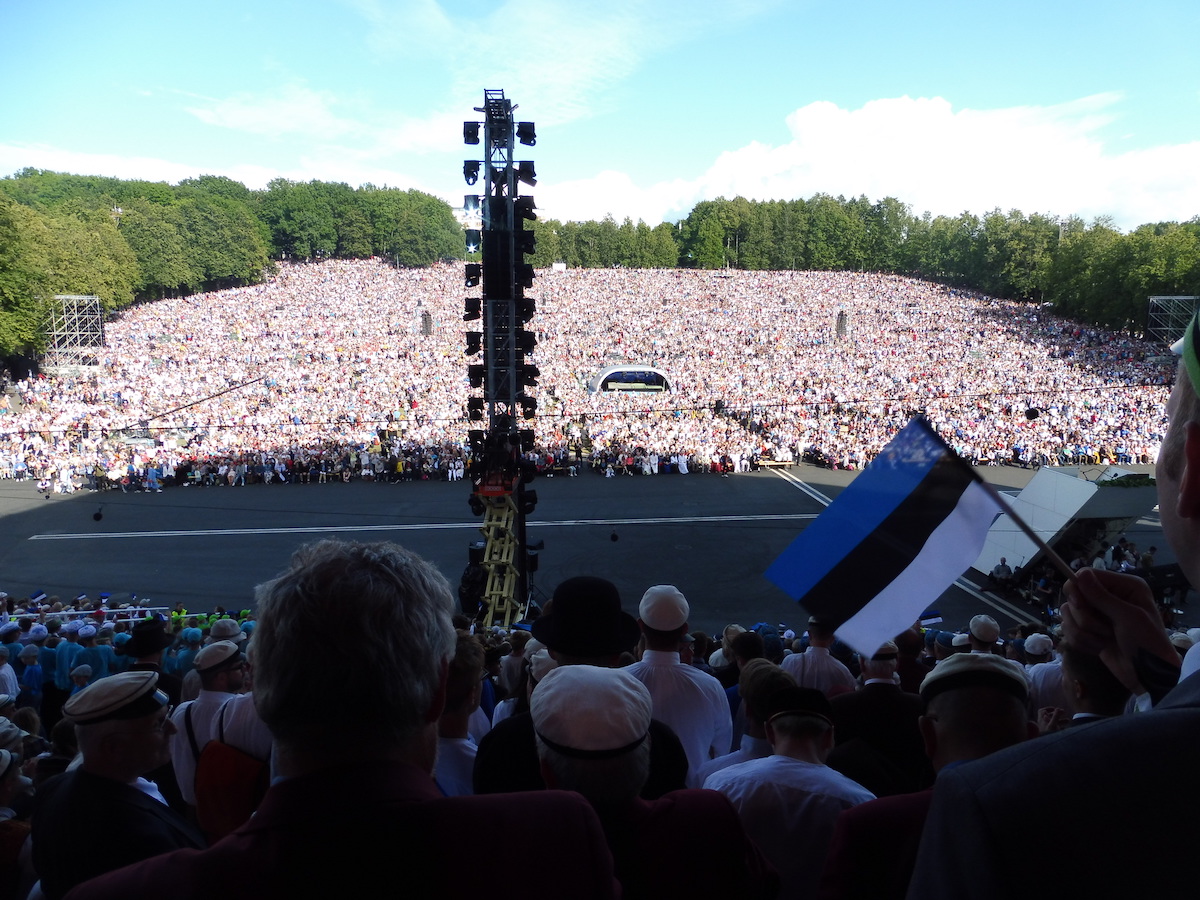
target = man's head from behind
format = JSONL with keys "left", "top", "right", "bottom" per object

{"left": 739, "top": 660, "right": 798, "bottom": 736}
{"left": 194, "top": 640, "right": 246, "bottom": 693}
{"left": 530, "top": 576, "right": 639, "bottom": 665}
{"left": 762, "top": 685, "right": 836, "bottom": 761}
{"left": 1059, "top": 641, "right": 1130, "bottom": 718}
{"left": 918, "top": 652, "right": 1034, "bottom": 770}
{"left": 860, "top": 640, "right": 899, "bottom": 681}
{"left": 638, "top": 585, "right": 689, "bottom": 650}
{"left": 531, "top": 665, "right": 653, "bottom": 809}
{"left": 252, "top": 540, "right": 456, "bottom": 760}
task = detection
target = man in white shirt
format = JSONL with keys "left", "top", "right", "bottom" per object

{"left": 625, "top": 585, "right": 732, "bottom": 777}
{"left": 781, "top": 616, "right": 857, "bottom": 698}
{"left": 170, "top": 640, "right": 250, "bottom": 807}
{"left": 703, "top": 685, "right": 874, "bottom": 896}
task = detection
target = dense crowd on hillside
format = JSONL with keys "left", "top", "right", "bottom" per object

{"left": 0, "top": 259, "right": 1172, "bottom": 486}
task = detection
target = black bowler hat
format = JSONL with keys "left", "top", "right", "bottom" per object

{"left": 120, "top": 617, "right": 173, "bottom": 658}
{"left": 531, "top": 576, "right": 640, "bottom": 658}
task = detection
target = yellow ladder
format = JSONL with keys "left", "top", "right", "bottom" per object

{"left": 480, "top": 494, "right": 522, "bottom": 628}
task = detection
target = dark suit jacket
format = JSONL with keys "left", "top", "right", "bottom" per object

{"left": 474, "top": 710, "right": 688, "bottom": 798}
{"left": 33, "top": 769, "right": 205, "bottom": 900}
{"left": 603, "top": 789, "right": 778, "bottom": 899}
{"left": 828, "top": 683, "right": 932, "bottom": 796}
{"left": 908, "top": 671, "right": 1200, "bottom": 898}
{"left": 818, "top": 788, "right": 933, "bottom": 900}
{"left": 66, "top": 760, "right": 619, "bottom": 900}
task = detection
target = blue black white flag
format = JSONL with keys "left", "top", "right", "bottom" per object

{"left": 766, "top": 417, "right": 1003, "bottom": 658}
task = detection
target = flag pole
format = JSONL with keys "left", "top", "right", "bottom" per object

{"left": 969, "top": 473, "right": 1077, "bottom": 583}
{"left": 915, "top": 418, "right": 1077, "bottom": 583}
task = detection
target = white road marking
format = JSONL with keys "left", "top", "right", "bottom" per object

{"left": 29, "top": 512, "right": 820, "bottom": 541}
{"left": 772, "top": 468, "right": 834, "bottom": 506}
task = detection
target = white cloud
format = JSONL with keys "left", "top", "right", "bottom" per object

{"left": 183, "top": 84, "right": 360, "bottom": 140}
{"left": 536, "top": 94, "right": 1200, "bottom": 229}
{"left": 8, "top": 94, "right": 1197, "bottom": 233}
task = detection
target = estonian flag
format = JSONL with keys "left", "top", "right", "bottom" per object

{"left": 766, "top": 417, "right": 1003, "bottom": 658}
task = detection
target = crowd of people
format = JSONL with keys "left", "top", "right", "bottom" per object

{"left": 0, "top": 261, "right": 1193, "bottom": 897}
{"left": 0, "top": 260, "right": 1173, "bottom": 488}
{"left": 0, "top": 531, "right": 1194, "bottom": 898}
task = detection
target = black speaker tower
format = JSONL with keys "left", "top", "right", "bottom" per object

{"left": 462, "top": 90, "right": 540, "bottom": 626}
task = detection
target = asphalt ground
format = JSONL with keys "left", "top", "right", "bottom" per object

{"left": 0, "top": 462, "right": 1169, "bottom": 640}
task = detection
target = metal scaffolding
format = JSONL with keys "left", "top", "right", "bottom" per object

{"left": 1146, "top": 296, "right": 1198, "bottom": 345}
{"left": 45, "top": 295, "right": 105, "bottom": 367}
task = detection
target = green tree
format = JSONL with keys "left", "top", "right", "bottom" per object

{"left": 529, "top": 218, "right": 562, "bottom": 267}
{"left": 178, "top": 195, "right": 270, "bottom": 289}
{"left": 806, "top": 195, "right": 864, "bottom": 270}
{"left": 44, "top": 205, "right": 139, "bottom": 309}
{"left": 646, "top": 223, "right": 681, "bottom": 268}
{"left": 118, "top": 198, "right": 197, "bottom": 296}
{"left": 863, "top": 197, "right": 912, "bottom": 273}
{"left": 0, "top": 195, "right": 55, "bottom": 354}
{"left": 258, "top": 179, "right": 337, "bottom": 260}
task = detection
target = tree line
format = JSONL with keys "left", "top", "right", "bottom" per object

{"left": 0, "top": 170, "right": 463, "bottom": 356}
{"left": 2, "top": 168, "right": 1198, "bottom": 357}
{"left": 534, "top": 196, "right": 1200, "bottom": 333}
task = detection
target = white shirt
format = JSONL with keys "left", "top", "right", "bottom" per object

{"left": 691, "top": 733, "right": 772, "bottom": 788}
{"left": 625, "top": 649, "right": 733, "bottom": 776}
{"left": 780, "top": 646, "right": 857, "bottom": 698}
{"left": 703, "top": 754, "right": 874, "bottom": 897}
{"left": 171, "top": 689, "right": 236, "bottom": 805}
{"left": 0, "top": 664, "right": 17, "bottom": 699}
{"left": 1028, "top": 658, "right": 1069, "bottom": 711}
{"left": 434, "top": 736, "right": 477, "bottom": 797}
{"left": 171, "top": 691, "right": 272, "bottom": 805}
{"left": 219, "top": 692, "right": 274, "bottom": 763}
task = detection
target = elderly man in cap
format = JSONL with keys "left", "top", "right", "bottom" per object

{"left": 781, "top": 615, "right": 857, "bottom": 698}
{"left": 475, "top": 576, "right": 687, "bottom": 797}
{"left": 531, "top": 665, "right": 778, "bottom": 898}
{"left": 31, "top": 671, "right": 206, "bottom": 900}
{"left": 703, "top": 685, "right": 874, "bottom": 897}
{"left": 966, "top": 614, "right": 1001, "bottom": 654}
{"left": 908, "top": 311, "right": 1200, "bottom": 898}
{"left": 819, "top": 651, "right": 1035, "bottom": 899}
{"left": 1023, "top": 631, "right": 1069, "bottom": 713}
{"left": 826, "top": 640, "right": 931, "bottom": 797}
{"left": 69, "top": 540, "right": 619, "bottom": 900}
{"left": 170, "top": 640, "right": 248, "bottom": 807}
{"left": 625, "top": 585, "right": 732, "bottom": 776}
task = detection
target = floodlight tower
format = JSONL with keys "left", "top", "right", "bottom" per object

{"left": 462, "top": 90, "right": 540, "bottom": 627}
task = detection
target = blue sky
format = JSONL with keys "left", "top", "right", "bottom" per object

{"left": 3, "top": 0, "right": 1198, "bottom": 229}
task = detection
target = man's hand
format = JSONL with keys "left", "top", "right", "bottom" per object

{"left": 1036, "top": 706, "right": 1070, "bottom": 734}
{"left": 1061, "top": 568, "right": 1179, "bottom": 675}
